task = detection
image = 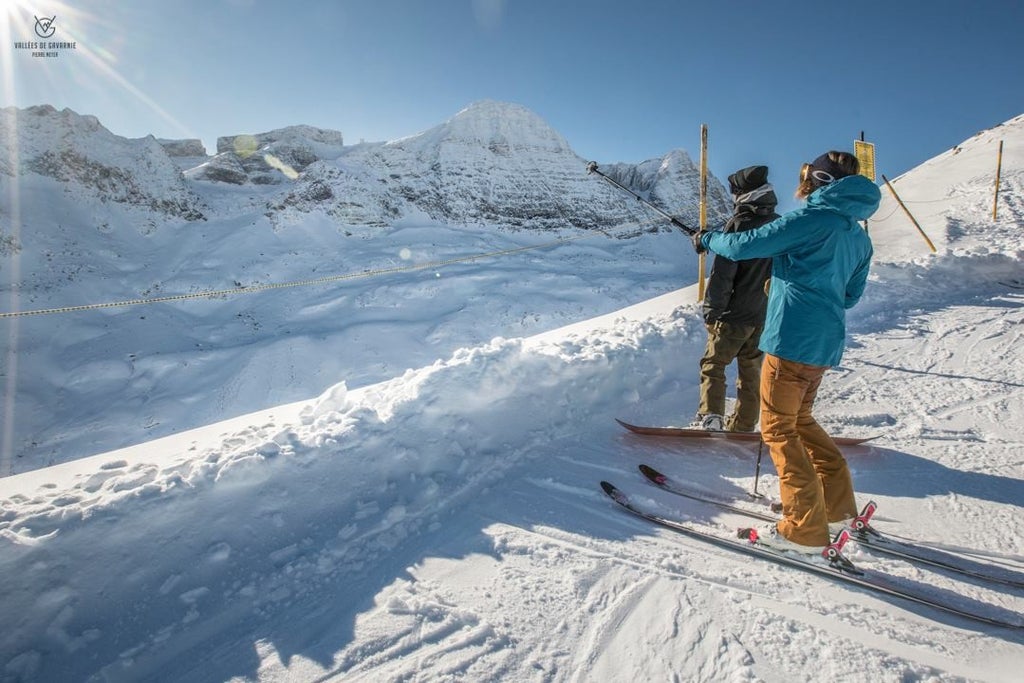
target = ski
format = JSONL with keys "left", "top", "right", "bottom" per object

{"left": 600, "top": 480, "right": 1023, "bottom": 631}
{"left": 639, "top": 464, "right": 1024, "bottom": 589}
{"left": 616, "top": 418, "right": 877, "bottom": 446}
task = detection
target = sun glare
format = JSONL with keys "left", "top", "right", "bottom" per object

{"left": 4, "top": 1, "right": 191, "bottom": 137}
{"left": 2, "top": 0, "right": 171, "bottom": 475}
{"left": 2, "top": 0, "right": 37, "bottom": 17}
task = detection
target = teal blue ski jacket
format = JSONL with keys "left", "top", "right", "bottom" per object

{"left": 701, "top": 174, "right": 880, "bottom": 367}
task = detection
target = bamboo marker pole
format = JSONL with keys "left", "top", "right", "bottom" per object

{"left": 881, "top": 174, "right": 936, "bottom": 253}
{"left": 993, "top": 140, "right": 1004, "bottom": 220}
{"left": 698, "top": 124, "right": 708, "bottom": 301}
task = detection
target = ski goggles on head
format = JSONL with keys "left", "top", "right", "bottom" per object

{"left": 800, "top": 163, "right": 835, "bottom": 185}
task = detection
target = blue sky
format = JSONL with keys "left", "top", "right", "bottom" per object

{"left": 6, "top": 0, "right": 1023, "bottom": 212}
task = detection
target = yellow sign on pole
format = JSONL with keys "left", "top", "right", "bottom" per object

{"left": 854, "top": 140, "right": 876, "bottom": 181}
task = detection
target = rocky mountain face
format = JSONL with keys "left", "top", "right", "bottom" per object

{"left": 157, "top": 138, "right": 207, "bottom": 157}
{"left": 1, "top": 105, "right": 205, "bottom": 222}
{"left": 193, "top": 125, "right": 347, "bottom": 186}
{"left": 601, "top": 150, "right": 715, "bottom": 232}
{"left": 1, "top": 100, "right": 728, "bottom": 236}
{"left": 267, "top": 101, "right": 730, "bottom": 230}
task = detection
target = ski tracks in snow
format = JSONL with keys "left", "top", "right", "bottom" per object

{"left": 477, "top": 470, "right": 1015, "bottom": 683}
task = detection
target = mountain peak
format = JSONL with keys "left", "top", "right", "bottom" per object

{"left": 386, "top": 100, "right": 570, "bottom": 157}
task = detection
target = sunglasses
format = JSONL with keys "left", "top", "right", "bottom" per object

{"left": 800, "top": 163, "right": 836, "bottom": 185}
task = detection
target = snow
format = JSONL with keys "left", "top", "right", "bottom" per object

{"left": 1, "top": 109, "right": 1023, "bottom": 682}
{"left": 0, "top": 101, "right": 728, "bottom": 473}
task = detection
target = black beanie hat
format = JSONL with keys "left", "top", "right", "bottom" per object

{"left": 728, "top": 165, "right": 769, "bottom": 195}
{"left": 809, "top": 152, "right": 855, "bottom": 184}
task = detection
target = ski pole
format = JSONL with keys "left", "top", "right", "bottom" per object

{"left": 586, "top": 161, "right": 697, "bottom": 236}
{"left": 750, "top": 438, "right": 765, "bottom": 500}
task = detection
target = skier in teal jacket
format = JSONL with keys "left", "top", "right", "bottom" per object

{"left": 697, "top": 166, "right": 878, "bottom": 367}
{"left": 694, "top": 150, "right": 880, "bottom": 550}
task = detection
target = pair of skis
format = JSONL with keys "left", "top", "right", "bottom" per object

{"left": 600, "top": 466, "right": 1024, "bottom": 631}
{"left": 638, "top": 464, "right": 1024, "bottom": 590}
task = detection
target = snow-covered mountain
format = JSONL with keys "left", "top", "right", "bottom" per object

{"left": 186, "top": 100, "right": 729, "bottom": 229}
{"left": 1, "top": 105, "right": 204, "bottom": 223}
{"left": 329, "top": 101, "right": 728, "bottom": 230}
{"left": 0, "top": 110, "right": 1021, "bottom": 682}
{"left": 0, "top": 100, "right": 725, "bottom": 473}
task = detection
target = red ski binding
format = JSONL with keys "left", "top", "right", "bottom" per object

{"left": 849, "top": 500, "right": 882, "bottom": 538}
{"left": 822, "top": 528, "right": 859, "bottom": 573}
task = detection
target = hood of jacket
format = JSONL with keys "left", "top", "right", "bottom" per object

{"left": 807, "top": 174, "right": 881, "bottom": 221}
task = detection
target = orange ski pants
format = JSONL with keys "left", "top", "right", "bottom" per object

{"left": 759, "top": 354, "right": 858, "bottom": 547}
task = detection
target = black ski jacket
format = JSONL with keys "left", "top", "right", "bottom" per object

{"left": 703, "top": 166, "right": 777, "bottom": 326}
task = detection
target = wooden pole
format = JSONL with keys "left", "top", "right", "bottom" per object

{"left": 698, "top": 124, "right": 708, "bottom": 301}
{"left": 993, "top": 140, "right": 1004, "bottom": 220}
{"left": 881, "top": 174, "right": 936, "bottom": 253}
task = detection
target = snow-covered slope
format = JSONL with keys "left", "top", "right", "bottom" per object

{"left": 0, "top": 110, "right": 1022, "bottom": 682}
{"left": 870, "top": 112, "right": 1024, "bottom": 268}
{"left": 0, "top": 100, "right": 724, "bottom": 473}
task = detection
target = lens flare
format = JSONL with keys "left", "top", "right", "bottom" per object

{"left": 234, "top": 135, "right": 258, "bottom": 158}
{"left": 263, "top": 153, "right": 299, "bottom": 180}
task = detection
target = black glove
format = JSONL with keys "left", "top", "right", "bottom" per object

{"left": 691, "top": 229, "right": 707, "bottom": 254}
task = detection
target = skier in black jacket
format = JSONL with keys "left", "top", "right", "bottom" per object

{"left": 689, "top": 165, "right": 778, "bottom": 432}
